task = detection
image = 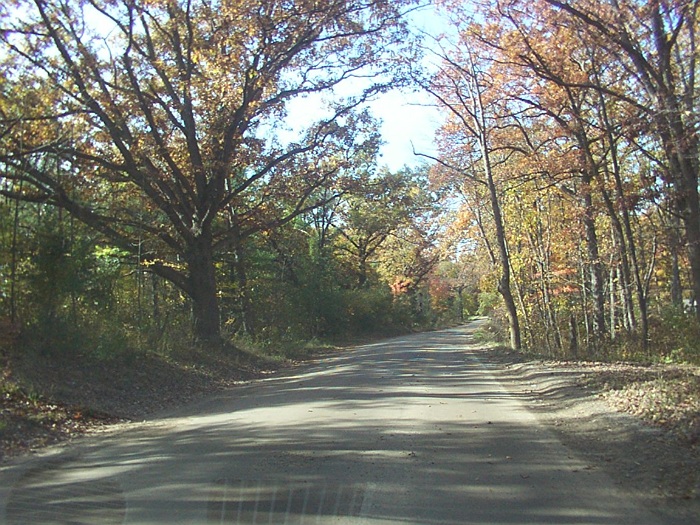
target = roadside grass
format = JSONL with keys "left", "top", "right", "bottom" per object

{"left": 0, "top": 342, "right": 241, "bottom": 461}
{"left": 230, "top": 334, "right": 345, "bottom": 364}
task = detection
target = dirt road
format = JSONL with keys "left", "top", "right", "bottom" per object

{"left": 0, "top": 321, "right": 682, "bottom": 524}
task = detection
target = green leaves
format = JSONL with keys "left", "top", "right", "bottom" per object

{"left": 0, "top": 0, "right": 418, "bottom": 341}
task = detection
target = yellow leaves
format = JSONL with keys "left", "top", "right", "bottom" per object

{"left": 141, "top": 258, "right": 186, "bottom": 272}
{"left": 390, "top": 276, "right": 413, "bottom": 296}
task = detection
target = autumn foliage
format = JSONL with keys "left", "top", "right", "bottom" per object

{"left": 1, "top": 0, "right": 699, "bottom": 362}
{"left": 425, "top": 0, "right": 700, "bottom": 360}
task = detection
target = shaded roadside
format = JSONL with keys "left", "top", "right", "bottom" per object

{"left": 3, "top": 325, "right": 700, "bottom": 524}
{"left": 477, "top": 346, "right": 700, "bottom": 523}
{"left": 0, "top": 325, "right": 679, "bottom": 525}
{"left": 1, "top": 345, "right": 294, "bottom": 461}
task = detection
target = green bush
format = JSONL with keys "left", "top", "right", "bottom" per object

{"left": 344, "top": 287, "right": 397, "bottom": 335}
{"left": 477, "top": 292, "right": 500, "bottom": 316}
{"left": 649, "top": 308, "right": 700, "bottom": 365}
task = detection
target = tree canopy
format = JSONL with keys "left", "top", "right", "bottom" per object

{"left": 2, "top": 0, "right": 700, "bottom": 363}
{"left": 424, "top": 0, "right": 700, "bottom": 357}
{"left": 0, "top": 0, "right": 417, "bottom": 341}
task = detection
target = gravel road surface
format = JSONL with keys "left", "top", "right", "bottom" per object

{"left": 0, "top": 320, "right": 679, "bottom": 524}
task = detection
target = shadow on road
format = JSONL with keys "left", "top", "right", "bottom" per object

{"left": 0, "top": 324, "right": 668, "bottom": 524}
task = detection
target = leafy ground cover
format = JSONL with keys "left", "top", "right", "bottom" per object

{"left": 0, "top": 345, "right": 284, "bottom": 461}
{"left": 484, "top": 346, "right": 700, "bottom": 522}
{"left": 494, "top": 351, "right": 700, "bottom": 447}
{"left": 593, "top": 365, "right": 700, "bottom": 443}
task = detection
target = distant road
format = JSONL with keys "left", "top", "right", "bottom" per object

{"left": 0, "top": 320, "right": 673, "bottom": 524}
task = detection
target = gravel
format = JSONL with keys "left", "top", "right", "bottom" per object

{"left": 480, "top": 346, "right": 700, "bottom": 524}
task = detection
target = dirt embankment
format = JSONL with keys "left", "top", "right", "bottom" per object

{"left": 481, "top": 347, "right": 700, "bottom": 524}
{"left": 1, "top": 347, "right": 279, "bottom": 461}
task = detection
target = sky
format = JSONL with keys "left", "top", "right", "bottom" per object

{"left": 370, "top": 88, "right": 443, "bottom": 171}
{"left": 280, "top": 83, "right": 443, "bottom": 172}
{"left": 282, "top": 3, "right": 449, "bottom": 173}
{"left": 281, "top": 83, "right": 444, "bottom": 173}
{"left": 370, "top": 3, "right": 450, "bottom": 171}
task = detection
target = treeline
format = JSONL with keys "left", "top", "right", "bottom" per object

{"left": 0, "top": 0, "right": 463, "bottom": 355}
{"left": 0, "top": 164, "right": 471, "bottom": 355}
{"left": 2, "top": 0, "right": 700, "bottom": 364}
{"left": 426, "top": 0, "right": 700, "bottom": 361}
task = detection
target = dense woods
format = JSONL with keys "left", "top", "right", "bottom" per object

{"left": 1, "top": 0, "right": 699, "bottom": 364}
{"left": 425, "top": 0, "right": 700, "bottom": 361}
{"left": 0, "top": 0, "right": 448, "bottom": 353}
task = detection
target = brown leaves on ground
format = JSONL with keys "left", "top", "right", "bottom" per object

{"left": 484, "top": 345, "right": 700, "bottom": 520}
{"left": 0, "top": 346, "right": 279, "bottom": 462}
{"left": 486, "top": 345, "right": 700, "bottom": 447}
{"left": 1, "top": 385, "right": 122, "bottom": 461}
{"left": 592, "top": 366, "right": 700, "bottom": 444}
{"left": 522, "top": 358, "right": 700, "bottom": 444}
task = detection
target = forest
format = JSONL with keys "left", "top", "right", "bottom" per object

{"left": 1, "top": 0, "right": 699, "bottom": 366}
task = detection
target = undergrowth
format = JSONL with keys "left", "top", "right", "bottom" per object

{"left": 486, "top": 309, "right": 700, "bottom": 366}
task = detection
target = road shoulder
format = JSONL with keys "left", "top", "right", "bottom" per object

{"left": 475, "top": 345, "right": 700, "bottom": 524}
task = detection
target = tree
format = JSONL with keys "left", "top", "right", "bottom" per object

{"left": 464, "top": 0, "right": 689, "bottom": 349}
{"left": 0, "top": 0, "right": 416, "bottom": 343}
{"left": 335, "top": 166, "right": 431, "bottom": 288}
{"left": 413, "top": 0, "right": 699, "bottom": 357}
{"left": 535, "top": 0, "right": 700, "bottom": 322}
{"left": 487, "top": 6, "right": 611, "bottom": 342}
{"left": 420, "top": 26, "right": 522, "bottom": 350}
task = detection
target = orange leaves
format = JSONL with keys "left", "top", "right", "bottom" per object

{"left": 390, "top": 277, "right": 413, "bottom": 296}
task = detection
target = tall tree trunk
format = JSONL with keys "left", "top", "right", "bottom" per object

{"left": 596, "top": 87, "right": 649, "bottom": 346}
{"left": 9, "top": 186, "right": 20, "bottom": 323}
{"left": 468, "top": 51, "right": 521, "bottom": 350}
{"left": 581, "top": 173, "right": 606, "bottom": 343}
{"left": 609, "top": 260, "right": 617, "bottom": 340}
{"left": 578, "top": 246, "right": 591, "bottom": 349}
{"left": 486, "top": 170, "right": 521, "bottom": 350}
{"left": 668, "top": 212, "right": 683, "bottom": 308}
{"left": 600, "top": 185, "right": 640, "bottom": 333}
{"left": 425, "top": 40, "right": 521, "bottom": 349}
{"left": 510, "top": 261, "right": 532, "bottom": 349}
{"left": 680, "top": 171, "right": 700, "bottom": 319}
{"left": 654, "top": 108, "right": 700, "bottom": 315}
{"left": 358, "top": 243, "right": 369, "bottom": 288}
{"left": 186, "top": 233, "right": 221, "bottom": 343}
{"left": 232, "top": 237, "right": 257, "bottom": 339}
{"left": 535, "top": 202, "right": 562, "bottom": 353}
{"left": 570, "top": 121, "right": 605, "bottom": 347}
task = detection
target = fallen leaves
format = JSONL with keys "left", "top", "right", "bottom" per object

{"left": 0, "top": 340, "right": 286, "bottom": 462}
{"left": 1, "top": 387, "right": 122, "bottom": 461}
{"left": 601, "top": 372, "right": 700, "bottom": 444}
